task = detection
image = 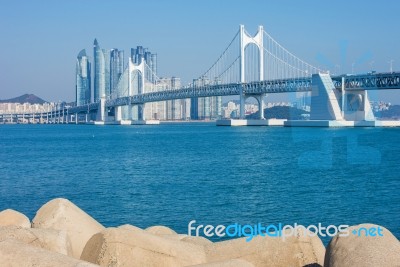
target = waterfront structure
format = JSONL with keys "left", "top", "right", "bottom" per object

{"left": 6, "top": 25, "right": 400, "bottom": 126}
{"left": 0, "top": 102, "right": 60, "bottom": 124}
{"left": 76, "top": 49, "right": 91, "bottom": 106}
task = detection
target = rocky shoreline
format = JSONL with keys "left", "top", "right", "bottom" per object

{"left": 0, "top": 198, "right": 399, "bottom": 267}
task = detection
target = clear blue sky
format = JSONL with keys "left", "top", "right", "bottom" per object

{"left": 1, "top": 0, "right": 400, "bottom": 103}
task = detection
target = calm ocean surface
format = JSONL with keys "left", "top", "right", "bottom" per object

{"left": 0, "top": 123, "right": 399, "bottom": 244}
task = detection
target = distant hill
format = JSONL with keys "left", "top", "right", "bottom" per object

{"left": 247, "top": 106, "right": 309, "bottom": 120}
{"left": 0, "top": 94, "right": 47, "bottom": 104}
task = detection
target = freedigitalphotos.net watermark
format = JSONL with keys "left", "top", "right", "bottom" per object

{"left": 188, "top": 220, "right": 383, "bottom": 242}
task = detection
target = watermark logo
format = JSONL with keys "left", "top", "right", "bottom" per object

{"left": 350, "top": 226, "right": 384, "bottom": 237}
{"left": 188, "top": 220, "right": 383, "bottom": 242}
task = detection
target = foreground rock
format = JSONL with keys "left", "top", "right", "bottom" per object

{"left": 204, "top": 227, "right": 325, "bottom": 267}
{"left": 0, "top": 239, "right": 98, "bottom": 267}
{"left": 181, "top": 236, "right": 213, "bottom": 246}
{"left": 32, "top": 198, "right": 105, "bottom": 259}
{"left": 189, "top": 259, "right": 254, "bottom": 267}
{"left": 81, "top": 227, "right": 208, "bottom": 267}
{"left": 0, "top": 226, "right": 73, "bottom": 256}
{"left": 81, "top": 225, "right": 324, "bottom": 267}
{"left": 145, "top": 225, "right": 177, "bottom": 235}
{"left": 324, "top": 223, "right": 400, "bottom": 267}
{"left": 0, "top": 209, "right": 30, "bottom": 228}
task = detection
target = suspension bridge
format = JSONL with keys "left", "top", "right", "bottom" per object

{"left": 2, "top": 25, "right": 400, "bottom": 126}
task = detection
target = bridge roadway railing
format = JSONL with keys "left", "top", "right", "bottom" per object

{"left": 332, "top": 72, "right": 400, "bottom": 90}
{"left": 242, "top": 77, "right": 312, "bottom": 94}
{"left": 67, "top": 102, "right": 100, "bottom": 114}
{"left": 105, "top": 77, "right": 314, "bottom": 107}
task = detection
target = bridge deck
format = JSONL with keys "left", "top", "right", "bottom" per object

{"left": 2, "top": 72, "right": 400, "bottom": 116}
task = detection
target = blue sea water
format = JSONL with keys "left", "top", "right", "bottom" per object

{"left": 0, "top": 123, "right": 399, "bottom": 244}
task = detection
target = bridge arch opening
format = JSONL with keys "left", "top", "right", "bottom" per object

{"left": 244, "top": 43, "right": 261, "bottom": 83}
{"left": 243, "top": 95, "right": 265, "bottom": 119}
{"left": 130, "top": 69, "right": 144, "bottom": 95}
{"left": 129, "top": 69, "right": 144, "bottom": 120}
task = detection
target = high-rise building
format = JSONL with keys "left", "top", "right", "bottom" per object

{"left": 190, "top": 76, "right": 222, "bottom": 120}
{"left": 93, "top": 39, "right": 105, "bottom": 102}
{"left": 76, "top": 49, "right": 91, "bottom": 106}
{"left": 131, "top": 46, "right": 157, "bottom": 82}
{"left": 103, "top": 49, "right": 111, "bottom": 98}
{"left": 110, "top": 49, "right": 124, "bottom": 98}
{"left": 148, "top": 77, "right": 188, "bottom": 120}
{"left": 93, "top": 39, "right": 114, "bottom": 101}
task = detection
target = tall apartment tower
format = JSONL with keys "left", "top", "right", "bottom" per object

{"left": 93, "top": 39, "right": 105, "bottom": 102}
{"left": 131, "top": 46, "right": 157, "bottom": 82}
{"left": 110, "top": 49, "right": 124, "bottom": 97}
{"left": 191, "top": 76, "right": 222, "bottom": 120}
{"left": 76, "top": 49, "right": 91, "bottom": 106}
{"left": 93, "top": 39, "right": 113, "bottom": 101}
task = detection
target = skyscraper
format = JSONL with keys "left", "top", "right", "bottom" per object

{"left": 76, "top": 49, "right": 91, "bottom": 106}
{"left": 93, "top": 39, "right": 105, "bottom": 102}
{"left": 103, "top": 49, "right": 111, "bottom": 98}
{"left": 110, "top": 49, "right": 124, "bottom": 98}
{"left": 190, "top": 76, "right": 222, "bottom": 120}
{"left": 131, "top": 46, "right": 157, "bottom": 82}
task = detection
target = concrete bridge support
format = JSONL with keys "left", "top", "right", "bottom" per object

{"left": 310, "top": 73, "right": 344, "bottom": 120}
{"left": 310, "top": 73, "right": 375, "bottom": 121}
{"left": 342, "top": 90, "right": 375, "bottom": 121}
{"left": 95, "top": 97, "right": 106, "bottom": 122}
{"left": 138, "top": 104, "right": 145, "bottom": 121}
{"left": 115, "top": 106, "right": 122, "bottom": 121}
{"left": 239, "top": 93, "right": 265, "bottom": 120}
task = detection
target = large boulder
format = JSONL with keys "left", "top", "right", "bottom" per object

{"left": 81, "top": 227, "right": 208, "bottom": 267}
{"left": 32, "top": 198, "right": 104, "bottom": 259}
{"left": 0, "top": 209, "right": 30, "bottom": 228}
{"left": 189, "top": 259, "right": 254, "bottom": 267}
{"left": 145, "top": 225, "right": 177, "bottom": 235}
{"left": 204, "top": 227, "right": 325, "bottom": 267}
{"left": 118, "top": 224, "right": 142, "bottom": 232}
{"left": 0, "top": 226, "right": 73, "bottom": 256}
{"left": 324, "top": 224, "right": 400, "bottom": 267}
{"left": 122, "top": 224, "right": 186, "bottom": 241}
{"left": 0, "top": 239, "right": 99, "bottom": 267}
{"left": 181, "top": 236, "right": 213, "bottom": 246}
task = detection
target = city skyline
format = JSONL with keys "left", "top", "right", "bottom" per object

{"left": 1, "top": 0, "right": 400, "bottom": 103}
{"left": 76, "top": 37, "right": 224, "bottom": 121}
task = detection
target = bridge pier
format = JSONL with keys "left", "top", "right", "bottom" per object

{"left": 255, "top": 94, "right": 265, "bottom": 120}
{"left": 95, "top": 96, "right": 106, "bottom": 123}
{"left": 239, "top": 93, "right": 265, "bottom": 120}
{"left": 115, "top": 106, "right": 122, "bottom": 121}
{"left": 239, "top": 86, "right": 245, "bottom": 119}
{"left": 342, "top": 90, "right": 375, "bottom": 121}
{"left": 309, "top": 73, "right": 375, "bottom": 122}
{"left": 138, "top": 104, "right": 145, "bottom": 121}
